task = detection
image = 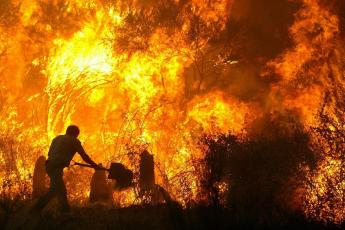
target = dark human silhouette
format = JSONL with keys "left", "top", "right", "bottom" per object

{"left": 31, "top": 125, "right": 100, "bottom": 213}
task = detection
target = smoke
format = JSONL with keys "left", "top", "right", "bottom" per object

{"left": 177, "top": 0, "right": 304, "bottom": 137}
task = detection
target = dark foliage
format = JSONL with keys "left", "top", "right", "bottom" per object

{"left": 201, "top": 129, "right": 316, "bottom": 226}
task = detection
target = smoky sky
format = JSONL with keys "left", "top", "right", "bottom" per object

{"left": 183, "top": 0, "right": 301, "bottom": 106}
{"left": 229, "top": 0, "right": 300, "bottom": 58}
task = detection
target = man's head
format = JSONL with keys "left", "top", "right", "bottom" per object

{"left": 66, "top": 125, "right": 80, "bottom": 137}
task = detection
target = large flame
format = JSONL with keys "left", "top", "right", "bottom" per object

{"left": 1, "top": 0, "right": 240, "bottom": 205}
{"left": 268, "top": 0, "right": 345, "bottom": 224}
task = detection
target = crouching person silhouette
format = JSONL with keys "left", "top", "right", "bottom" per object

{"left": 31, "top": 125, "right": 101, "bottom": 213}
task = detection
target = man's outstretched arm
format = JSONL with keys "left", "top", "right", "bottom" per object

{"left": 76, "top": 141, "right": 100, "bottom": 169}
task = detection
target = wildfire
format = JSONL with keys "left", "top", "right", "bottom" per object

{"left": 1, "top": 0, "right": 238, "bottom": 205}
{"left": 268, "top": 0, "right": 345, "bottom": 224}
{"left": 0, "top": 0, "right": 344, "bottom": 225}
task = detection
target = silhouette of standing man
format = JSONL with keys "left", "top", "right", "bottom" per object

{"left": 32, "top": 125, "right": 100, "bottom": 213}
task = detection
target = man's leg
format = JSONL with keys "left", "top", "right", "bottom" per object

{"left": 31, "top": 189, "right": 54, "bottom": 212}
{"left": 55, "top": 170, "right": 70, "bottom": 213}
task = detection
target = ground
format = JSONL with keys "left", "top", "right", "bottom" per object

{"left": 1, "top": 201, "right": 343, "bottom": 230}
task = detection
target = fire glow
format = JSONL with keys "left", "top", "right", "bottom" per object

{"left": 0, "top": 0, "right": 344, "bottom": 225}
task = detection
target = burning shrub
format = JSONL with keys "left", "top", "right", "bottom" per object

{"left": 303, "top": 98, "right": 345, "bottom": 225}
{"left": 0, "top": 109, "right": 47, "bottom": 200}
{"left": 201, "top": 123, "right": 315, "bottom": 225}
